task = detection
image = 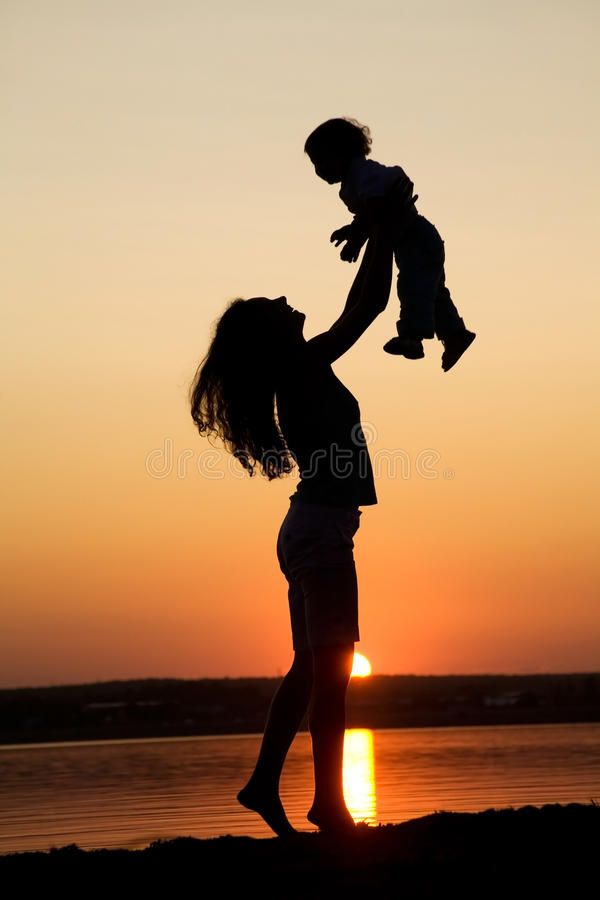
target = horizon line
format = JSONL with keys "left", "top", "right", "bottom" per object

{"left": 2, "top": 670, "right": 599, "bottom": 692}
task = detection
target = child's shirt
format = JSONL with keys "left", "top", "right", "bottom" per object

{"left": 339, "top": 157, "right": 419, "bottom": 230}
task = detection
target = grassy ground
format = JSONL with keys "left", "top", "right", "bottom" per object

{"left": 1, "top": 803, "right": 598, "bottom": 898}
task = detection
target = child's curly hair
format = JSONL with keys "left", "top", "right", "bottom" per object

{"left": 304, "top": 117, "right": 372, "bottom": 162}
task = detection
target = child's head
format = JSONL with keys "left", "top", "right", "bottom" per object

{"left": 304, "top": 117, "right": 372, "bottom": 183}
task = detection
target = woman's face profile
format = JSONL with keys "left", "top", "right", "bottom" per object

{"left": 249, "top": 296, "right": 306, "bottom": 342}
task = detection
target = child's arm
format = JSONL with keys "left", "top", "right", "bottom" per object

{"left": 331, "top": 173, "right": 417, "bottom": 262}
{"left": 330, "top": 215, "right": 369, "bottom": 262}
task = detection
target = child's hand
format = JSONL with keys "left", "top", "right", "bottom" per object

{"left": 330, "top": 224, "right": 362, "bottom": 262}
{"left": 330, "top": 224, "right": 354, "bottom": 247}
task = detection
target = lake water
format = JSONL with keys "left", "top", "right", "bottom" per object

{"left": 1, "top": 722, "right": 599, "bottom": 854}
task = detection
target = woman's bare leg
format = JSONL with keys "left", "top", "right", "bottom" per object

{"left": 237, "top": 650, "right": 313, "bottom": 835}
{"left": 307, "top": 642, "right": 356, "bottom": 831}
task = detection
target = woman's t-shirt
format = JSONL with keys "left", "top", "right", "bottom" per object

{"left": 275, "top": 342, "right": 378, "bottom": 508}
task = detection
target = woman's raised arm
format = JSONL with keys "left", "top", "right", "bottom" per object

{"left": 305, "top": 227, "right": 394, "bottom": 365}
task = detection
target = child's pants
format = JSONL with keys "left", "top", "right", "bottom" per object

{"left": 394, "top": 215, "right": 465, "bottom": 341}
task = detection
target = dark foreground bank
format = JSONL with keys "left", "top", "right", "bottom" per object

{"left": 1, "top": 804, "right": 598, "bottom": 898}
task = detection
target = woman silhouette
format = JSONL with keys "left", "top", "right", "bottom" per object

{"left": 189, "top": 227, "right": 393, "bottom": 835}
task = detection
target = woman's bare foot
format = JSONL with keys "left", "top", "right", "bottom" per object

{"left": 237, "top": 782, "right": 297, "bottom": 837}
{"left": 307, "top": 803, "right": 356, "bottom": 833}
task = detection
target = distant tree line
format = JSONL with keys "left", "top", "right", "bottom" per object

{"left": 0, "top": 673, "right": 598, "bottom": 746}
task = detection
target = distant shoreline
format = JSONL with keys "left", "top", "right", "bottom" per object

{"left": 2, "top": 672, "right": 598, "bottom": 748}
{"left": 2, "top": 712, "right": 600, "bottom": 750}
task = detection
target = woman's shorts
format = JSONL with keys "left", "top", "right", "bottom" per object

{"left": 276, "top": 497, "right": 362, "bottom": 652}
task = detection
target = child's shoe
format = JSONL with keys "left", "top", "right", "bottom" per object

{"left": 383, "top": 336, "right": 425, "bottom": 358}
{"left": 441, "top": 329, "right": 476, "bottom": 371}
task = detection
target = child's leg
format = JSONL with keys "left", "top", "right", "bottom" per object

{"left": 383, "top": 227, "right": 437, "bottom": 357}
{"left": 429, "top": 231, "right": 476, "bottom": 371}
{"left": 383, "top": 230, "right": 442, "bottom": 359}
{"left": 385, "top": 218, "right": 476, "bottom": 367}
{"left": 393, "top": 225, "right": 438, "bottom": 341}
{"left": 433, "top": 258, "right": 467, "bottom": 340}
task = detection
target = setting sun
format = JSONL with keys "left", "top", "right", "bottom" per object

{"left": 351, "top": 653, "right": 372, "bottom": 678}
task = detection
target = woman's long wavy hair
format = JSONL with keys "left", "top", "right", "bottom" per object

{"left": 189, "top": 298, "right": 296, "bottom": 480}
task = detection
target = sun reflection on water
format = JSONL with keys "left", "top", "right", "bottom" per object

{"left": 343, "top": 728, "right": 377, "bottom": 825}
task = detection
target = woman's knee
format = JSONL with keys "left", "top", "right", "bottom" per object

{"left": 312, "top": 642, "right": 354, "bottom": 686}
{"left": 289, "top": 648, "right": 313, "bottom": 683}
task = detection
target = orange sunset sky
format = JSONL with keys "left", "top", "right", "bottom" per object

{"left": 2, "top": 1, "right": 599, "bottom": 687}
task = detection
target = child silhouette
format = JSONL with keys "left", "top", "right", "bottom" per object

{"left": 305, "top": 117, "right": 476, "bottom": 371}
